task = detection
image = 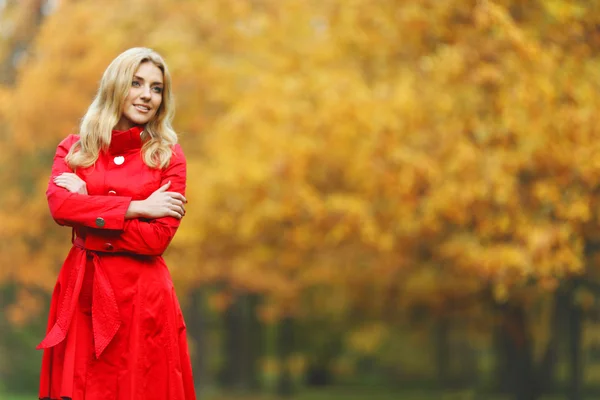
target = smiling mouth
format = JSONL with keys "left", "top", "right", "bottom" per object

{"left": 134, "top": 105, "right": 151, "bottom": 112}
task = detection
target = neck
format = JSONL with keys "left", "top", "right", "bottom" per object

{"left": 114, "top": 120, "right": 141, "bottom": 132}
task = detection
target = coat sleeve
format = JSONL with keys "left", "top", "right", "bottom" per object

{"left": 82, "top": 144, "right": 187, "bottom": 256}
{"left": 47, "top": 135, "right": 132, "bottom": 230}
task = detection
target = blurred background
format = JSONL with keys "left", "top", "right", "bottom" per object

{"left": 2, "top": 0, "right": 600, "bottom": 399}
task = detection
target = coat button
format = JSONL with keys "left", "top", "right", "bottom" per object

{"left": 108, "top": 190, "right": 116, "bottom": 195}
{"left": 95, "top": 217, "right": 105, "bottom": 228}
{"left": 114, "top": 156, "right": 125, "bottom": 165}
{"left": 104, "top": 243, "right": 114, "bottom": 251}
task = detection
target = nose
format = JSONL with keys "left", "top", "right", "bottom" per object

{"left": 140, "top": 85, "right": 151, "bottom": 100}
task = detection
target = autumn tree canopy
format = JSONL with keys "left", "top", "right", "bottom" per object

{"left": 1, "top": 0, "right": 600, "bottom": 332}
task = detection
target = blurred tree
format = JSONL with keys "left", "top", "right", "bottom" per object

{"left": 0, "top": 0, "right": 50, "bottom": 85}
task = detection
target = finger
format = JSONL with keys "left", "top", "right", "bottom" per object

{"left": 166, "top": 192, "right": 187, "bottom": 203}
{"left": 169, "top": 201, "right": 185, "bottom": 214}
{"left": 57, "top": 183, "right": 78, "bottom": 193}
{"left": 168, "top": 209, "right": 183, "bottom": 219}
{"left": 169, "top": 204, "right": 185, "bottom": 216}
{"left": 60, "top": 177, "right": 75, "bottom": 185}
{"left": 158, "top": 181, "right": 171, "bottom": 192}
{"left": 55, "top": 177, "right": 75, "bottom": 187}
{"left": 65, "top": 175, "right": 82, "bottom": 182}
{"left": 169, "top": 199, "right": 184, "bottom": 207}
{"left": 54, "top": 179, "right": 76, "bottom": 190}
{"left": 60, "top": 173, "right": 80, "bottom": 182}
{"left": 59, "top": 176, "right": 77, "bottom": 185}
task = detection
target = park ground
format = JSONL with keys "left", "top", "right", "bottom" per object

{"left": 1, "top": 388, "right": 598, "bottom": 400}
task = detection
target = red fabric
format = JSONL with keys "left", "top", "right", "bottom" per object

{"left": 38, "top": 126, "right": 197, "bottom": 400}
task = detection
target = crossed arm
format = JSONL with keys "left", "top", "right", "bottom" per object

{"left": 47, "top": 135, "right": 188, "bottom": 256}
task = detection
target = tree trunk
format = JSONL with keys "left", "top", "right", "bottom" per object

{"left": 495, "top": 303, "right": 540, "bottom": 400}
{"left": 220, "top": 292, "right": 263, "bottom": 392}
{"left": 568, "top": 285, "right": 583, "bottom": 400}
{"left": 511, "top": 305, "right": 538, "bottom": 400}
{"left": 188, "top": 288, "right": 210, "bottom": 397}
{"left": 434, "top": 316, "right": 450, "bottom": 389}
{"left": 493, "top": 320, "right": 511, "bottom": 394}
{"left": 243, "top": 293, "right": 263, "bottom": 392}
{"left": 276, "top": 316, "right": 295, "bottom": 397}
{"left": 537, "top": 288, "right": 569, "bottom": 394}
{"left": 221, "top": 293, "right": 245, "bottom": 390}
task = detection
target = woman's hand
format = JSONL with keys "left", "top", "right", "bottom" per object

{"left": 127, "top": 181, "right": 187, "bottom": 220}
{"left": 53, "top": 172, "right": 88, "bottom": 195}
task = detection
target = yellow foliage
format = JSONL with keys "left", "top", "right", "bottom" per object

{"left": 3, "top": 0, "right": 600, "bottom": 322}
{"left": 6, "top": 288, "right": 44, "bottom": 326}
{"left": 493, "top": 284, "right": 509, "bottom": 303}
{"left": 347, "top": 323, "right": 389, "bottom": 355}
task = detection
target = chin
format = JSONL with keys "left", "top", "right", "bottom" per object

{"left": 135, "top": 118, "right": 151, "bottom": 125}
{"left": 128, "top": 116, "right": 153, "bottom": 126}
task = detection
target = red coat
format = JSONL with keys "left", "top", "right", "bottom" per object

{"left": 37, "top": 126, "right": 196, "bottom": 400}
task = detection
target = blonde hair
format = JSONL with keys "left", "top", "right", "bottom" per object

{"left": 66, "top": 47, "right": 177, "bottom": 169}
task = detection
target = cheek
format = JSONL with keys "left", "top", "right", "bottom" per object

{"left": 153, "top": 97, "right": 163, "bottom": 112}
{"left": 123, "top": 92, "right": 136, "bottom": 109}
{"left": 127, "top": 88, "right": 138, "bottom": 100}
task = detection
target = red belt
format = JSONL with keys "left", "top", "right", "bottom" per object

{"left": 36, "top": 237, "right": 121, "bottom": 358}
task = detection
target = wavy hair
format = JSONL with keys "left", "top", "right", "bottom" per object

{"left": 66, "top": 47, "right": 177, "bottom": 169}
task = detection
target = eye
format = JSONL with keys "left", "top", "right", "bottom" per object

{"left": 132, "top": 80, "right": 141, "bottom": 87}
{"left": 152, "top": 86, "right": 163, "bottom": 94}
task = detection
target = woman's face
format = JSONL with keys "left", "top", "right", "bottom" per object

{"left": 115, "top": 61, "right": 164, "bottom": 131}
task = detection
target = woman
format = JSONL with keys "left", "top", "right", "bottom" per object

{"left": 37, "top": 47, "right": 196, "bottom": 400}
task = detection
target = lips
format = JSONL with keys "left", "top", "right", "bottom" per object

{"left": 134, "top": 104, "right": 151, "bottom": 113}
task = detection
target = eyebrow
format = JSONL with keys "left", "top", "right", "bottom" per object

{"left": 133, "top": 75, "right": 164, "bottom": 85}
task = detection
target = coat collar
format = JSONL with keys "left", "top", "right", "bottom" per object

{"left": 109, "top": 125, "right": 144, "bottom": 154}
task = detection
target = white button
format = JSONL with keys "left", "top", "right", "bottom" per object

{"left": 114, "top": 156, "right": 125, "bottom": 165}
{"left": 108, "top": 190, "right": 116, "bottom": 195}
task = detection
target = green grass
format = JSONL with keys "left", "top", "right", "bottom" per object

{"left": 1, "top": 390, "right": 428, "bottom": 400}
{"left": 2, "top": 389, "right": 598, "bottom": 400}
